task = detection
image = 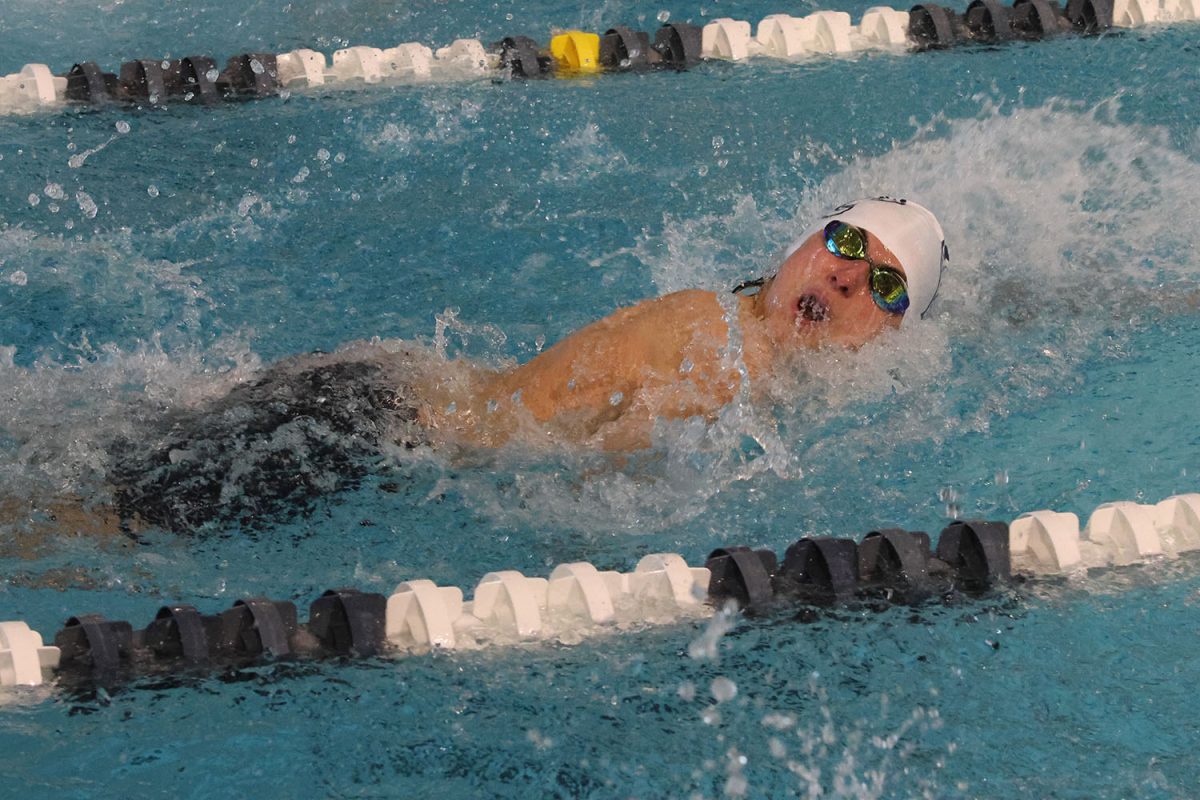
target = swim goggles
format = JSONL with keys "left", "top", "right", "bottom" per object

{"left": 824, "top": 220, "right": 910, "bottom": 314}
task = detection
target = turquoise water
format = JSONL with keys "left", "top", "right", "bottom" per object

{"left": 4, "top": 1, "right": 1200, "bottom": 796}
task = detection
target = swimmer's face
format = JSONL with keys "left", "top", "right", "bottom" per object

{"left": 760, "top": 226, "right": 906, "bottom": 349}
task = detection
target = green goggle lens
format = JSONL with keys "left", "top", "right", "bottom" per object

{"left": 823, "top": 221, "right": 910, "bottom": 315}
{"left": 825, "top": 221, "right": 867, "bottom": 260}
{"left": 868, "top": 266, "right": 909, "bottom": 313}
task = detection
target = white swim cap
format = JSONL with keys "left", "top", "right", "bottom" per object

{"left": 786, "top": 197, "right": 948, "bottom": 323}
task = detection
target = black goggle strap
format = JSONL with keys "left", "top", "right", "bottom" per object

{"left": 731, "top": 276, "right": 767, "bottom": 295}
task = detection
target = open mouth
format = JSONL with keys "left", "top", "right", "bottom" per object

{"left": 796, "top": 293, "right": 830, "bottom": 323}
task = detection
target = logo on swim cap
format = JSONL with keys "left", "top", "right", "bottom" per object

{"left": 820, "top": 197, "right": 912, "bottom": 221}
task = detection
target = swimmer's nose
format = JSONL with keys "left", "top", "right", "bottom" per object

{"left": 827, "top": 263, "right": 864, "bottom": 298}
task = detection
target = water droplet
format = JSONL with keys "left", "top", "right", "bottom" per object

{"left": 76, "top": 191, "right": 98, "bottom": 219}
{"left": 445, "top": 401, "right": 457, "bottom": 414}
{"left": 609, "top": 391, "right": 624, "bottom": 406}
{"left": 486, "top": 399, "right": 498, "bottom": 413}
{"left": 701, "top": 707, "right": 721, "bottom": 725}
{"left": 995, "top": 469, "right": 1009, "bottom": 486}
{"left": 679, "top": 358, "right": 694, "bottom": 374}
{"left": 697, "top": 164, "right": 709, "bottom": 177}
{"left": 334, "top": 152, "right": 346, "bottom": 164}
{"left": 205, "top": 68, "right": 220, "bottom": 82}
{"left": 249, "top": 58, "right": 265, "bottom": 75}
{"left": 115, "top": 120, "right": 130, "bottom": 134}
{"left": 292, "top": 166, "right": 310, "bottom": 183}
{"left": 677, "top": 681, "right": 696, "bottom": 701}
{"left": 710, "top": 676, "right": 737, "bottom": 703}
{"left": 316, "top": 148, "right": 330, "bottom": 162}
{"left": 287, "top": 134, "right": 297, "bottom": 144}
{"left": 657, "top": 10, "right": 670, "bottom": 22}
{"left": 711, "top": 135, "right": 724, "bottom": 150}
{"left": 567, "top": 378, "right": 577, "bottom": 391}
{"left": 505, "top": 12, "right": 513, "bottom": 20}
{"left": 43, "top": 182, "right": 65, "bottom": 200}
{"left": 9, "top": 271, "right": 28, "bottom": 286}
{"left": 27, "top": 194, "right": 39, "bottom": 207}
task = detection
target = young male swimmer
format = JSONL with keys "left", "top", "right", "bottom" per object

{"left": 416, "top": 196, "right": 947, "bottom": 451}
{"left": 109, "top": 197, "right": 947, "bottom": 531}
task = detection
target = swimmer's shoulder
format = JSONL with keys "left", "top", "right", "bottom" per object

{"left": 607, "top": 289, "right": 724, "bottom": 330}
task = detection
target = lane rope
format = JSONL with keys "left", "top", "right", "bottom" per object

{"left": 0, "top": 1, "right": 1188, "bottom": 115}
{"left": 4, "top": 492, "right": 1199, "bottom": 693}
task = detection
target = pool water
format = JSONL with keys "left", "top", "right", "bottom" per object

{"left": 4, "top": 1, "right": 1200, "bottom": 797}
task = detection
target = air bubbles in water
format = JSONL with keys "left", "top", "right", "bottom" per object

{"left": 9, "top": 271, "right": 27, "bottom": 286}
{"left": 657, "top": 10, "right": 670, "bottom": 22}
{"left": 115, "top": 120, "right": 130, "bottom": 134}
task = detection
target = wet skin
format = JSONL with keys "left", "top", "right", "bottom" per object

{"left": 419, "top": 227, "right": 907, "bottom": 451}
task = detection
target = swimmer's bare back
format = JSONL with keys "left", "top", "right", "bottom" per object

{"left": 420, "top": 289, "right": 770, "bottom": 451}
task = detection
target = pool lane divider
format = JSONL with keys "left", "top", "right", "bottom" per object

{"left": 0, "top": 0, "right": 1194, "bottom": 115}
{"left": 5, "top": 492, "right": 1200, "bottom": 692}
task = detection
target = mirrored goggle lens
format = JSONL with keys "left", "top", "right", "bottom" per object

{"left": 870, "top": 267, "right": 909, "bottom": 314}
{"left": 824, "top": 221, "right": 867, "bottom": 260}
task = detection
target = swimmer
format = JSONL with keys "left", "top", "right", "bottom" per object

{"left": 417, "top": 196, "right": 947, "bottom": 451}
{"left": 102, "top": 197, "right": 946, "bottom": 532}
